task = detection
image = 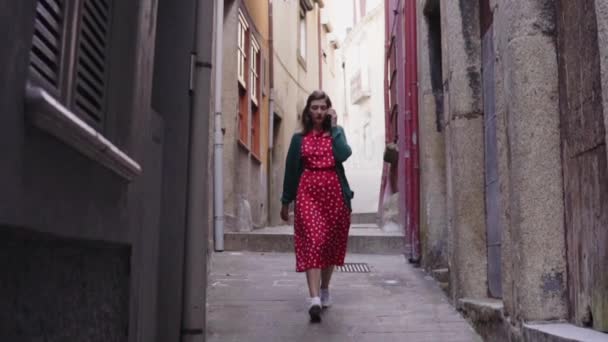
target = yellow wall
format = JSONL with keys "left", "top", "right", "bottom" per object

{"left": 243, "top": 0, "right": 269, "bottom": 40}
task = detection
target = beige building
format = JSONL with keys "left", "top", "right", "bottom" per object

{"left": 268, "top": 0, "right": 325, "bottom": 225}
{"left": 319, "top": 0, "right": 344, "bottom": 113}
{"left": 413, "top": 0, "right": 608, "bottom": 340}
{"left": 340, "top": 2, "right": 385, "bottom": 214}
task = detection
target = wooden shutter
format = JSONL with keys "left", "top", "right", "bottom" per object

{"left": 30, "top": 0, "right": 64, "bottom": 91}
{"left": 73, "top": 0, "right": 113, "bottom": 128}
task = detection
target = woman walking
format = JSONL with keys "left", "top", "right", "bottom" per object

{"left": 280, "top": 90, "right": 354, "bottom": 323}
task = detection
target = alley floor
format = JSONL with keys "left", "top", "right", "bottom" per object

{"left": 206, "top": 252, "right": 482, "bottom": 342}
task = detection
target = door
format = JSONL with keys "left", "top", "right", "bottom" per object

{"left": 557, "top": 0, "right": 608, "bottom": 331}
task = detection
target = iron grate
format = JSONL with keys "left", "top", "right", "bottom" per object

{"left": 336, "top": 263, "right": 370, "bottom": 273}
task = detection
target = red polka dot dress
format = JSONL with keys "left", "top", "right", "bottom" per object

{"left": 294, "top": 131, "right": 351, "bottom": 272}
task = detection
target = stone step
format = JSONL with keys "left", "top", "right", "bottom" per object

{"left": 438, "top": 281, "right": 450, "bottom": 297}
{"left": 350, "top": 212, "right": 379, "bottom": 225}
{"left": 432, "top": 268, "right": 450, "bottom": 283}
{"left": 287, "top": 212, "right": 379, "bottom": 225}
{"left": 224, "top": 225, "right": 405, "bottom": 255}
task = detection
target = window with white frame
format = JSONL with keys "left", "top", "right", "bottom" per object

{"left": 237, "top": 10, "right": 248, "bottom": 88}
{"left": 250, "top": 36, "right": 260, "bottom": 105}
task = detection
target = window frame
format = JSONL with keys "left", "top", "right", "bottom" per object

{"left": 28, "top": 0, "right": 113, "bottom": 132}
{"left": 250, "top": 36, "right": 260, "bottom": 106}
{"left": 237, "top": 10, "right": 248, "bottom": 89}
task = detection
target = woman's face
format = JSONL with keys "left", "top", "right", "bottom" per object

{"left": 309, "top": 99, "right": 329, "bottom": 127}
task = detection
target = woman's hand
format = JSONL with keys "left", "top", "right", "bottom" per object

{"left": 280, "top": 204, "right": 290, "bottom": 221}
{"left": 327, "top": 108, "right": 338, "bottom": 127}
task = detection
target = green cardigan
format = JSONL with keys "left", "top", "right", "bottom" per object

{"left": 281, "top": 126, "right": 354, "bottom": 211}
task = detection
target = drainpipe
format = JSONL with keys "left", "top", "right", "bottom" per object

{"left": 404, "top": 0, "right": 420, "bottom": 262}
{"left": 181, "top": 0, "right": 217, "bottom": 340}
{"left": 268, "top": 0, "right": 275, "bottom": 224}
{"left": 213, "top": 0, "right": 225, "bottom": 251}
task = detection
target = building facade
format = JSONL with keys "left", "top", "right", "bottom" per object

{"left": 340, "top": 2, "right": 386, "bottom": 215}
{"left": 222, "top": 0, "right": 271, "bottom": 231}
{"left": 268, "top": 0, "right": 325, "bottom": 226}
{"left": 1, "top": 0, "right": 216, "bottom": 341}
{"left": 386, "top": 0, "right": 608, "bottom": 340}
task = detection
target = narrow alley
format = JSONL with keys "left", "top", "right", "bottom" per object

{"left": 3, "top": 0, "right": 608, "bottom": 341}
{"left": 206, "top": 252, "right": 481, "bottom": 342}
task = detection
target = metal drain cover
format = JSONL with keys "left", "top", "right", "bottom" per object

{"left": 337, "top": 263, "right": 371, "bottom": 273}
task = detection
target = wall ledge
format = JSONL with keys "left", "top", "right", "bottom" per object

{"left": 25, "top": 83, "right": 142, "bottom": 182}
{"left": 524, "top": 323, "right": 608, "bottom": 342}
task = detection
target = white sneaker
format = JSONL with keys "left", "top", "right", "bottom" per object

{"left": 308, "top": 297, "right": 322, "bottom": 323}
{"left": 320, "top": 288, "right": 332, "bottom": 308}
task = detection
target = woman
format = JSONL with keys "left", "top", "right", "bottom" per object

{"left": 280, "top": 90, "right": 354, "bottom": 323}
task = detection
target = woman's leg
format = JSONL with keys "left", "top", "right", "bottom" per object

{"left": 306, "top": 268, "right": 322, "bottom": 297}
{"left": 306, "top": 268, "right": 323, "bottom": 322}
{"left": 321, "top": 266, "right": 334, "bottom": 289}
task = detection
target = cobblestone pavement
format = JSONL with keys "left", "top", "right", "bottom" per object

{"left": 207, "top": 252, "right": 482, "bottom": 342}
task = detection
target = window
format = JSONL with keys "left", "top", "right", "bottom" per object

{"left": 250, "top": 36, "right": 261, "bottom": 158}
{"left": 237, "top": 10, "right": 249, "bottom": 145}
{"left": 235, "top": 7, "right": 263, "bottom": 158}
{"left": 237, "top": 10, "right": 248, "bottom": 88}
{"left": 29, "top": 0, "right": 113, "bottom": 131}
{"left": 298, "top": 8, "right": 307, "bottom": 64}
{"left": 30, "top": 0, "right": 64, "bottom": 93}
{"left": 74, "top": 0, "right": 112, "bottom": 126}
{"left": 250, "top": 37, "right": 260, "bottom": 105}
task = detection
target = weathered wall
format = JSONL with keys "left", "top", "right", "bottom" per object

{"left": 439, "top": 0, "right": 488, "bottom": 300}
{"left": 596, "top": 0, "right": 608, "bottom": 165}
{"left": 487, "top": 0, "right": 515, "bottom": 321}
{"left": 222, "top": 0, "right": 270, "bottom": 230}
{"left": 0, "top": 231, "right": 130, "bottom": 342}
{"left": 500, "top": 0, "right": 568, "bottom": 322}
{"left": 222, "top": 0, "right": 239, "bottom": 229}
{"left": 592, "top": 0, "right": 608, "bottom": 331}
{"left": 417, "top": 0, "right": 448, "bottom": 271}
{"left": 418, "top": 0, "right": 608, "bottom": 337}
{"left": 557, "top": 0, "right": 608, "bottom": 331}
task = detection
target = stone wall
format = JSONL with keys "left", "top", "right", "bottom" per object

{"left": 417, "top": 0, "right": 448, "bottom": 271}
{"left": 0, "top": 231, "right": 130, "bottom": 342}
{"left": 498, "top": 0, "right": 567, "bottom": 322}
{"left": 439, "top": 0, "right": 488, "bottom": 300}
{"left": 418, "top": 0, "right": 572, "bottom": 338}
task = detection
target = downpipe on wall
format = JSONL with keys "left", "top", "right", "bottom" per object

{"left": 268, "top": 0, "right": 275, "bottom": 225}
{"left": 181, "top": 0, "right": 220, "bottom": 340}
{"left": 405, "top": 0, "right": 420, "bottom": 262}
{"left": 213, "top": 0, "right": 225, "bottom": 252}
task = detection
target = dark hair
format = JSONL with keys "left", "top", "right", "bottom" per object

{"left": 301, "top": 90, "right": 333, "bottom": 134}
